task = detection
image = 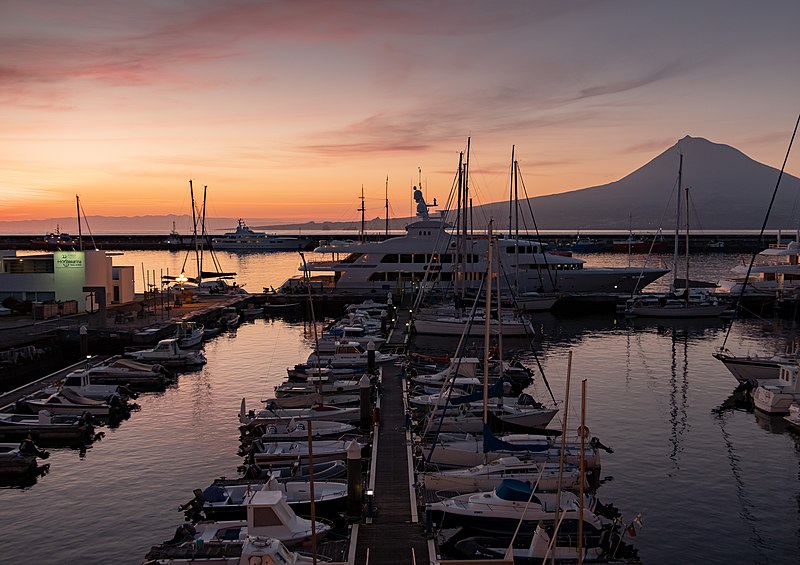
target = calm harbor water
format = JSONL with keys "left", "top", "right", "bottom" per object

{"left": 0, "top": 250, "right": 798, "bottom": 564}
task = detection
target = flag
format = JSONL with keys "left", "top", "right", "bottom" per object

{"left": 627, "top": 523, "right": 637, "bottom": 537}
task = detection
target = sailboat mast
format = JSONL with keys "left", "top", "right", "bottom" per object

{"left": 190, "top": 181, "right": 200, "bottom": 281}
{"left": 464, "top": 137, "right": 471, "bottom": 240}
{"left": 358, "top": 185, "right": 366, "bottom": 243}
{"left": 76, "top": 194, "right": 83, "bottom": 251}
{"left": 455, "top": 152, "right": 464, "bottom": 299}
{"left": 385, "top": 176, "right": 389, "bottom": 238}
{"left": 482, "top": 221, "right": 494, "bottom": 439}
{"left": 685, "top": 184, "right": 690, "bottom": 305}
{"left": 508, "top": 145, "right": 515, "bottom": 238}
{"left": 201, "top": 185, "right": 208, "bottom": 277}
{"left": 673, "top": 152, "right": 683, "bottom": 291}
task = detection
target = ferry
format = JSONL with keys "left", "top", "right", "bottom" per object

{"left": 281, "top": 189, "right": 668, "bottom": 296}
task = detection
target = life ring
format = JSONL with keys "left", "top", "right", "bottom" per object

{"left": 577, "top": 425, "right": 591, "bottom": 439}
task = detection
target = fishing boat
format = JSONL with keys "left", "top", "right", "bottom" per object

{"left": 0, "top": 441, "right": 48, "bottom": 476}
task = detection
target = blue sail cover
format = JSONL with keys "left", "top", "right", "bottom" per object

{"left": 495, "top": 479, "right": 541, "bottom": 504}
{"left": 482, "top": 424, "right": 551, "bottom": 453}
{"left": 449, "top": 378, "right": 509, "bottom": 406}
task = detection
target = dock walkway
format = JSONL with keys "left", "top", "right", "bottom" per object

{"left": 354, "top": 308, "right": 430, "bottom": 564}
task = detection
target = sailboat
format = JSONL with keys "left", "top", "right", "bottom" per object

{"left": 163, "top": 181, "right": 242, "bottom": 295}
{"left": 625, "top": 153, "right": 728, "bottom": 318}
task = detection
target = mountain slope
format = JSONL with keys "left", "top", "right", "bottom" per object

{"left": 480, "top": 136, "right": 800, "bottom": 230}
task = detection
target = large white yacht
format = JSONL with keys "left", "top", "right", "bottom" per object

{"left": 281, "top": 189, "right": 668, "bottom": 296}
{"left": 717, "top": 239, "right": 800, "bottom": 297}
{"left": 213, "top": 219, "right": 314, "bottom": 251}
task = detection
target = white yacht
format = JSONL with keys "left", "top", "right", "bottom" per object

{"left": 717, "top": 238, "right": 800, "bottom": 297}
{"left": 213, "top": 219, "right": 313, "bottom": 251}
{"left": 283, "top": 190, "right": 667, "bottom": 296}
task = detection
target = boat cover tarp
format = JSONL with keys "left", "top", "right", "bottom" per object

{"left": 202, "top": 484, "right": 228, "bottom": 503}
{"left": 448, "top": 378, "right": 509, "bottom": 406}
{"left": 482, "top": 424, "right": 550, "bottom": 454}
{"left": 495, "top": 478, "right": 541, "bottom": 503}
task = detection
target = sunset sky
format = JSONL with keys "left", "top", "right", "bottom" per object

{"left": 2, "top": 0, "right": 800, "bottom": 226}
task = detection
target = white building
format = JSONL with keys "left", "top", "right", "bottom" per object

{"left": 0, "top": 250, "right": 135, "bottom": 311}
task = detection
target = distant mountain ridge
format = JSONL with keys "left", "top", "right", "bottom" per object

{"left": 2, "top": 136, "right": 798, "bottom": 234}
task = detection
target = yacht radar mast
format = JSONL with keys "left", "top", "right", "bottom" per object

{"left": 413, "top": 186, "right": 436, "bottom": 221}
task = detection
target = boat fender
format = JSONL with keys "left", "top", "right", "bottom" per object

{"left": 295, "top": 422, "right": 305, "bottom": 431}
{"left": 577, "top": 425, "right": 591, "bottom": 439}
{"left": 266, "top": 424, "right": 278, "bottom": 435}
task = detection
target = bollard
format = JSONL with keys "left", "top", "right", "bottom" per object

{"left": 380, "top": 309, "right": 388, "bottom": 334}
{"left": 359, "top": 374, "right": 372, "bottom": 430}
{"left": 345, "top": 439, "right": 364, "bottom": 521}
{"left": 79, "top": 325, "right": 89, "bottom": 357}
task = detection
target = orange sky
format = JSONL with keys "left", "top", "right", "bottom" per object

{"left": 2, "top": 1, "right": 800, "bottom": 225}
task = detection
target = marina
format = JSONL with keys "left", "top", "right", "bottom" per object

{"left": 0, "top": 249, "right": 797, "bottom": 563}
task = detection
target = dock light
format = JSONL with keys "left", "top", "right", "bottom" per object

{"left": 366, "top": 489, "right": 375, "bottom": 518}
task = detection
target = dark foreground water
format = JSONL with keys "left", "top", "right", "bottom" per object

{"left": 0, "top": 250, "right": 798, "bottom": 564}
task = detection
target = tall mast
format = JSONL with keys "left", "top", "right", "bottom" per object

{"left": 385, "top": 176, "right": 389, "bottom": 238}
{"left": 358, "top": 185, "right": 366, "bottom": 243}
{"left": 482, "top": 220, "right": 494, "bottom": 451}
{"left": 201, "top": 185, "right": 208, "bottom": 276}
{"left": 190, "top": 180, "right": 200, "bottom": 280}
{"left": 508, "top": 145, "right": 515, "bottom": 238}
{"left": 685, "top": 184, "right": 690, "bottom": 305}
{"left": 76, "top": 194, "right": 83, "bottom": 251}
{"left": 673, "top": 151, "right": 683, "bottom": 292}
{"left": 463, "top": 137, "right": 471, "bottom": 239}
{"left": 455, "top": 152, "right": 464, "bottom": 298}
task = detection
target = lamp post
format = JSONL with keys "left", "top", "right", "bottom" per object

{"left": 176, "top": 273, "right": 188, "bottom": 308}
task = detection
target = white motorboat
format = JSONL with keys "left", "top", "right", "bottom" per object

{"left": 713, "top": 349, "right": 798, "bottom": 385}
{"left": 71, "top": 356, "right": 172, "bottom": 390}
{"left": 239, "top": 398, "right": 361, "bottom": 427}
{"left": 282, "top": 190, "right": 667, "bottom": 296}
{"left": 752, "top": 363, "right": 800, "bottom": 414}
{"left": 0, "top": 411, "right": 94, "bottom": 443}
{"left": 173, "top": 321, "right": 204, "bottom": 348}
{"left": 0, "top": 441, "right": 46, "bottom": 476}
{"left": 516, "top": 292, "right": 559, "bottom": 312}
{"left": 274, "top": 377, "right": 364, "bottom": 397}
{"left": 306, "top": 340, "right": 400, "bottom": 368}
{"left": 426, "top": 479, "right": 609, "bottom": 535}
{"left": 127, "top": 338, "right": 207, "bottom": 368}
{"left": 42, "top": 371, "right": 129, "bottom": 403}
{"left": 246, "top": 438, "right": 361, "bottom": 466}
{"left": 142, "top": 534, "right": 319, "bottom": 565}
{"left": 18, "top": 388, "right": 119, "bottom": 417}
{"left": 197, "top": 477, "right": 348, "bottom": 521}
{"left": 220, "top": 307, "right": 241, "bottom": 328}
{"left": 212, "top": 219, "right": 314, "bottom": 251}
{"left": 717, "top": 238, "right": 800, "bottom": 297}
{"left": 624, "top": 290, "right": 728, "bottom": 318}
{"left": 453, "top": 520, "right": 641, "bottom": 564}
{"left": 244, "top": 418, "right": 356, "bottom": 441}
{"left": 144, "top": 489, "right": 330, "bottom": 556}
{"left": 422, "top": 456, "right": 583, "bottom": 493}
{"left": 422, "top": 431, "right": 603, "bottom": 470}
{"left": 784, "top": 402, "right": 800, "bottom": 431}
{"left": 413, "top": 310, "right": 534, "bottom": 337}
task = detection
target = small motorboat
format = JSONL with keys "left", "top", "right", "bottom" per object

{"left": 188, "top": 477, "right": 348, "bottom": 521}
{"left": 246, "top": 438, "right": 362, "bottom": 466}
{"left": 18, "top": 388, "right": 120, "bottom": 417}
{"left": 236, "top": 460, "right": 347, "bottom": 482}
{"left": 126, "top": 338, "right": 207, "bottom": 368}
{"left": 70, "top": 356, "right": 173, "bottom": 390}
{"left": 239, "top": 398, "right": 361, "bottom": 428}
{"left": 220, "top": 307, "right": 241, "bottom": 328}
{"left": 142, "top": 535, "right": 322, "bottom": 564}
{"left": 173, "top": 321, "right": 204, "bottom": 348}
{"left": 0, "top": 411, "right": 95, "bottom": 444}
{"left": 143, "top": 489, "right": 331, "bottom": 560}
{"left": 0, "top": 438, "right": 49, "bottom": 476}
{"left": 241, "top": 418, "right": 356, "bottom": 442}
